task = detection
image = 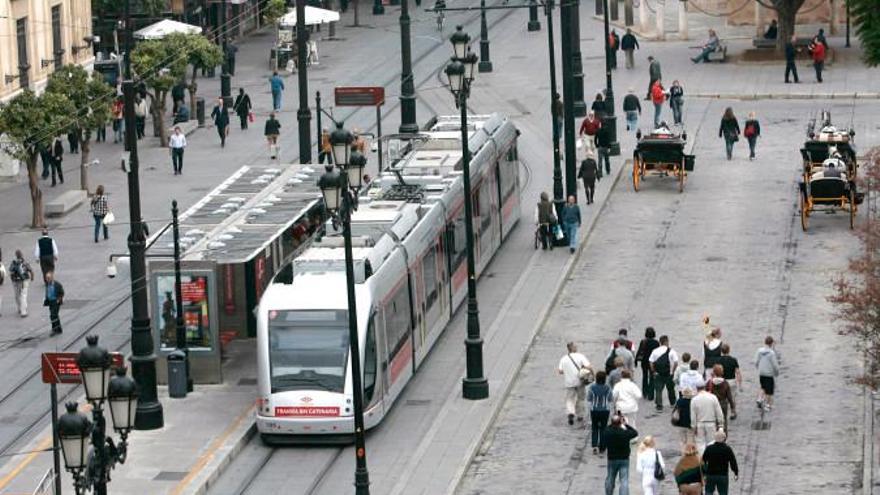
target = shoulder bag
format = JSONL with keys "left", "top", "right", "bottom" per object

{"left": 569, "top": 354, "right": 594, "bottom": 385}
{"left": 653, "top": 451, "right": 665, "bottom": 480}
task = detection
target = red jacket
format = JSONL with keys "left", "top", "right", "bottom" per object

{"left": 651, "top": 82, "right": 666, "bottom": 105}
{"left": 811, "top": 42, "right": 826, "bottom": 62}
{"left": 579, "top": 117, "right": 602, "bottom": 136}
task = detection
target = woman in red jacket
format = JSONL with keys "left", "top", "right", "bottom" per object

{"left": 651, "top": 79, "right": 666, "bottom": 129}
{"left": 809, "top": 36, "right": 826, "bottom": 83}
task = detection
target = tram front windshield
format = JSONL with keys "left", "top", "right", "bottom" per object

{"left": 268, "top": 310, "right": 349, "bottom": 393}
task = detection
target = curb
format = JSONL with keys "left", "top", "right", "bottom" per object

{"left": 689, "top": 93, "right": 880, "bottom": 100}
{"left": 447, "top": 158, "right": 628, "bottom": 494}
{"left": 179, "top": 405, "right": 257, "bottom": 495}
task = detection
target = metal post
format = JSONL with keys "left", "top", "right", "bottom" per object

{"left": 570, "top": 0, "right": 586, "bottom": 117}
{"left": 220, "top": 0, "right": 231, "bottom": 107}
{"left": 91, "top": 406, "right": 107, "bottom": 495}
{"left": 479, "top": 0, "right": 493, "bottom": 72}
{"left": 399, "top": 0, "right": 419, "bottom": 133}
{"left": 528, "top": 0, "right": 541, "bottom": 31}
{"left": 340, "top": 182, "right": 371, "bottom": 494}
{"left": 171, "top": 200, "right": 192, "bottom": 393}
{"left": 603, "top": 0, "right": 620, "bottom": 156}
{"left": 50, "top": 384, "right": 62, "bottom": 495}
{"left": 123, "top": 0, "right": 163, "bottom": 431}
{"left": 460, "top": 89, "right": 489, "bottom": 400}
{"left": 845, "top": 0, "right": 851, "bottom": 48}
{"left": 296, "top": 0, "right": 312, "bottom": 163}
{"left": 377, "top": 106, "right": 384, "bottom": 172}
{"left": 546, "top": 0, "right": 564, "bottom": 222}
{"left": 316, "top": 92, "right": 323, "bottom": 158}
{"left": 373, "top": 0, "right": 385, "bottom": 15}
{"left": 559, "top": 0, "right": 578, "bottom": 202}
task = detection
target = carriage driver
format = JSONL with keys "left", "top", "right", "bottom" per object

{"left": 812, "top": 145, "right": 848, "bottom": 181}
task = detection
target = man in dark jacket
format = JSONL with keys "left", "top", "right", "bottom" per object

{"left": 51, "top": 137, "right": 64, "bottom": 186}
{"left": 210, "top": 97, "right": 230, "bottom": 148}
{"left": 171, "top": 81, "right": 186, "bottom": 116}
{"left": 647, "top": 56, "right": 662, "bottom": 100}
{"left": 604, "top": 415, "right": 638, "bottom": 495}
{"left": 635, "top": 327, "right": 660, "bottom": 400}
{"left": 596, "top": 124, "right": 612, "bottom": 176}
{"left": 264, "top": 112, "right": 282, "bottom": 159}
{"left": 44, "top": 271, "right": 64, "bottom": 335}
{"left": 784, "top": 35, "right": 800, "bottom": 83}
{"left": 702, "top": 429, "right": 739, "bottom": 494}
{"left": 578, "top": 154, "right": 599, "bottom": 204}
{"left": 621, "top": 28, "right": 639, "bottom": 69}
{"left": 622, "top": 88, "right": 641, "bottom": 131}
{"left": 233, "top": 88, "right": 252, "bottom": 130}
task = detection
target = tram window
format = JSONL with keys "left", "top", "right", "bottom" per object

{"left": 385, "top": 283, "right": 412, "bottom": 358}
{"left": 422, "top": 247, "right": 438, "bottom": 312}
{"left": 447, "top": 210, "right": 467, "bottom": 274}
{"left": 507, "top": 145, "right": 518, "bottom": 162}
{"left": 363, "top": 319, "right": 378, "bottom": 404}
{"left": 499, "top": 154, "right": 518, "bottom": 204}
{"left": 267, "top": 310, "right": 349, "bottom": 393}
{"left": 479, "top": 180, "right": 492, "bottom": 233}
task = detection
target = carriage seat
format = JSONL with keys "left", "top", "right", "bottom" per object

{"left": 808, "top": 176, "right": 849, "bottom": 204}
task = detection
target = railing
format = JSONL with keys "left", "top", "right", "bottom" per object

{"left": 31, "top": 467, "right": 55, "bottom": 495}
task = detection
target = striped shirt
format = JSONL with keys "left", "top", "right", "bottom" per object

{"left": 91, "top": 195, "right": 109, "bottom": 216}
{"left": 587, "top": 383, "right": 613, "bottom": 411}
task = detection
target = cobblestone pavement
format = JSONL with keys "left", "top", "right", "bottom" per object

{"left": 457, "top": 98, "right": 876, "bottom": 494}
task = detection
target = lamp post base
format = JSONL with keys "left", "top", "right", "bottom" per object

{"left": 609, "top": 141, "right": 620, "bottom": 156}
{"left": 134, "top": 401, "right": 164, "bottom": 430}
{"left": 478, "top": 60, "right": 493, "bottom": 73}
{"left": 572, "top": 101, "right": 586, "bottom": 118}
{"left": 399, "top": 122, "right": 419, "bottom": 134}
{"left": 462, "top": 376, "right": 489, "bottom": 400}
{"left": 373, "top": 4, "right": 385, "bottom": 14}
{"left": 528, "top": 20, "right": 541, "bottom": 31}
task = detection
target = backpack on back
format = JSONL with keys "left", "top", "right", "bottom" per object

{"left": 653, "top": 349, "right": 672, "bottom": 376}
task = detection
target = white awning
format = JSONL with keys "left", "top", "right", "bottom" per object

{"left": 134, "top": 19, "right": 203, "bottom": 40}
{"left": 278, "top": 7, "right": 341, "bottom": 27}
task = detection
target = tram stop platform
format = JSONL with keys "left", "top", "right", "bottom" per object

{"left": 0, "top": 339, "right": 257, "bottom": 495}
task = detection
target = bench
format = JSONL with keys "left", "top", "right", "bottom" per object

{"left": 706, "top": 43, "right": 727, "bottom": 62}
{"left": 45, "top": 189, "right": 88, "bottom": 217}
{"left": 752, "top": 36, "right": 812, "bottom": 49}
{"left": 170, "top": 119, "right": 199, "bottom": 136}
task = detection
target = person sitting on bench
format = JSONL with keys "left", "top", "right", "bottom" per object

{"left": 692, "top": 29, "right": 720, "bottom": 63}
{"left": 764, "top": 20, "right": 778, "bottom": 40}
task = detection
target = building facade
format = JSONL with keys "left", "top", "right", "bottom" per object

{"left": 0, "top": 0, "right": 94, "bottom": 102}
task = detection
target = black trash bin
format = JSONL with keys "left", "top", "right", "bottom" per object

{"left": 196, "top": 97, "right": 206, "bottom": 128}
{"left": 168, "top": 350, "right": 188, "bottom": 398}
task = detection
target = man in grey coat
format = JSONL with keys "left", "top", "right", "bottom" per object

{"left": 755, "top": 335, "right": 780, "bottom": 412}
{"left": 646, "top": 56, "right": 662, "bottom": 100}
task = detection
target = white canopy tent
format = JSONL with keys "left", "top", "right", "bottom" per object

{"left": 134, "top": 19, "right": 203, "bottom": 40}
{"left": 278, "top": 6, "right": 341, "bottom": 27}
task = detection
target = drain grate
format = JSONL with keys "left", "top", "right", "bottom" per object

{"left": 153, "top": 471, "right": 188, "bottom": 481}
{"left": 60, "top": 299, "right": 91, "bottom": 309}
{"left": 405, "top": 399, "right": 431, "bottom": 406}
{"left": 237, "top": 377, "right": 257, "bottom": 386}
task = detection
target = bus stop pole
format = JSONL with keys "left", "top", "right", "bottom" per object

{"left": 50, "top": 383, "right": 62, "bottom": 495}
{"left": 377, "top": 105, "right": 384, "bottom": 173}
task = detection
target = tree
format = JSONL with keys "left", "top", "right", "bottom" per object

{"left": 174, "top": 33, "right": 224, "bottom": 115}
{"left": 0, "top": 91, "right": 75, "bottom": 228}
{"left": 131, "top": 36, "right": 188, "bottom": 147}
{"left": 829, "top": 148, "right": 880, "bottom": 389}
{"left": 765, "top": 0, "right": 808, "bottom": 50}
{"left": 45, "top": 65, "right": 114, "bottom": 194}
{"left": 849, "top": 0, "right": 880, "bottom": 66}
{"left": 263, "top": 0, "right": 288, "bottom": 25}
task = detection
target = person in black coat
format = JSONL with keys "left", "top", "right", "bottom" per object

{"left": 763, "top": 19, "right": 778, "bottom": 40}
{"left": 67, "top": 130, "right": 79, "bottom": 154}
{"left": 635, "top": 327, "right": 660, "bottom": 400}
{"left": 604, "top": 416, "right": 639, "bottom": 494}
{"left": 596, "top": 124, "right": 612, "bottom": 176}
{"left": 210, "top": 97, "right": 230, "bottom": 148}
{"left": 784, "top": 35, "right": 800, "bottom": 83}
{"left": 233, "top": 88, "right": 252, "bottom": 130}
{"left": 51, "top": 137, "right": 64, "bottom": 186}
{"left": 702, "top": 430, "right": 739, "bottom": 494}
{"left": 43, "top": 272, "right": 64, "bottom": 335}
{"left": 718, "top": 107, "right": 740, "bottom": 160}
{"left": 621, "top": 28, "right": 639, "bottom": 69}
{"left": 578, "top": 154, "right": 599, "bottom": 204}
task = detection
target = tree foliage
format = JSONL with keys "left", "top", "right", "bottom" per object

{"left": 849, "top": 0, "right": 880, "bottom": 66}
{"left": 174, "top": 33, "right": 224, "bottom": 112}
{"left": 46, "top": 65, "right": 115, "bottom": 192}
{"left": 830, "top": 148, "right": 880, "bottom": 389}
{"left": 264, "top": 0, "right": 288, "bottom": 24}
{"left": 0, "top": 91, "right": 76, "bottom": 227}
{"left": 132, "top": 35, "right": 188, "bottom": 145}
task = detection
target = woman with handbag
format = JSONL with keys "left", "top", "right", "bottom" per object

{"left": 636, "top": 436, "right": 665, "bottom": 494}
{"left": 90, "top": 185, "right": 110, "bottom": 243}
{"left": 673, "top": 443, "right": 704, "bottom": 494}
{"left": 718, "top": 107, "right": 740, "bottom": 161}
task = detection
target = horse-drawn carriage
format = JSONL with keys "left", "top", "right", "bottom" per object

{"left": 633, "top": 127, "right": 695, "bottom": 193}
{"left": 798, "top": 113, "right": 863, "bottom": 231}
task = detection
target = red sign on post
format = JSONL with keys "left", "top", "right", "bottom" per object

{"left": 41, "top": 352, "right": 125, "bottom": 384}
{"left": 334, "top": 87, "right": 385, "bottom": 107}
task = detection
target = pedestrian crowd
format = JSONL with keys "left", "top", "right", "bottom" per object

{"left": 557, "top": 317, "right": 780, "bottom": 494}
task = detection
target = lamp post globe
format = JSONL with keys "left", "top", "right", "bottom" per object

{"left": 57, "top": 402, "right": 91, "bottom": 472}
{"left": 463, "top": 51, "right": 479, "bottom": 82}
{"left": 107, "top": 367, "right": 139, "bottom": 434}
{"left": 450, "top": 25, "right": 470, "bottom": 59}
{"left": 318, "top": 167, "right": 342, "bottom": 214}
{"left": 348, "top": 150, "right": 367, "bottom": 190}
{"left": 77, "top": 335, "right": 112, "bottom": 404}
{"left": 330, "top": 122, "right": 353, "bottom": 167}
{"left": 445, "top": 60, "right": 465, "bottom": 96}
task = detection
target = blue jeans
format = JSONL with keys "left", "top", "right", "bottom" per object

{"left": 724, "top": 137, "right": 735, "bottom": 160}
{"left": 671, "top": 100, "right": 683, "bottom": 124}
{"left": 692, "top": 47, "right": 712, "bottom": 63}
{"left": 653, "top": 103, "right": 662, "bottom": 128}
{"left": 598, "top": 147, "right": 611, "bottom": 175}
{"left": 565, "top": 222, "right": 578, "bottom": 249}
{"left": 272, "top": 90, "right": 282, "bottom": 111}
{"left": 93, "top": 215, "right": 108, "bottom": 242}
{"left": 590, "top": 410, "right": 609, "bottom": 449}
{"left": 626, "top": 111, "right": 638, "bottom": 131}
{"left": 605, "top": 459, "right": 630, "bottom": 495}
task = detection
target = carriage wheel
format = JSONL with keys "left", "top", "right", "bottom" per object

{"left": 800, "top": 192, "right": 809, "bottom": 232}
{"left": 678, "top": 162, "right": 686, "bottom": 193}
{"left": 849, "top": 190, "right": 856, "bottom": 230}
{"left": 632, "top": 158, "right": 641, "bottom": 192}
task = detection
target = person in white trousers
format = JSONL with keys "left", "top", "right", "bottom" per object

{"left": 636, "top": 435, "right": 665, "bottom": 495}
{"left": 557, "top": 342, "right": 591, "bottom": 425}
{"left": 9, "top": 250, "right": 33, "bottom": 317}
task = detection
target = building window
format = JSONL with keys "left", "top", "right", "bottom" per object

{"left": 52, "top": 6, "right": 63, "bottom": 69}
{"left": 16, "top": 17, "right": 29, "bottom": 89}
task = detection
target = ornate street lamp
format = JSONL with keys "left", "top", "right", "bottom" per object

{"left": 319, "top": 122, "right": 371, "bottom": 494}
{"left": 445, "top": 27, "right": 489, "bottom": 401}
{"left": 58, "top": 403, "right": 91, "bottom": 473}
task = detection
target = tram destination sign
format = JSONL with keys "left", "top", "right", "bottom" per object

{"left": 41, "top": 352, "right": 125, "bottom": 384}
{"left": 334, "top": 86, "right": 385, "bottom": 107}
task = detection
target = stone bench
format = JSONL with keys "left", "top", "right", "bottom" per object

{"left": 752, "top": 37, "right": 812, "bottom": 49}
{"left": 45, "top": 189, "right": 88, "bottom": 217}
{"left": 706, "top": 44, "right": 727, "bottom": 62}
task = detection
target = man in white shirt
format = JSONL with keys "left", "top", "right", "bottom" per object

{"left": 169, "top": 126, "right": 187, "bottom": 175}
{"left": 678, "top": 359, "right": 706, "bottom": 395}
{"left": 612, "top": 369, "right": 643, "bottom": 429}
{"left": 689, "top": 382, "right": 724, "bottom": 455}
{"left": 648, "top": 335, "right": 679, "bottom": 411}
{"left": 33, "top": 228, "right": 59, "bottom": 284}
{"left": 557, "top": 342, "right": 591, "bottom": 425}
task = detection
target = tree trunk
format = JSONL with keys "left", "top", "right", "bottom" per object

{"left": 773, "top": 0, "right": 806, "bottom": 51}
{"left": 354, "top": 0, "right": 360, "bottom": 26}
{"left": 151, "top": 92, "right": 162, "bottom": 137}
{"left": 189, "top": 66, "right": 198, "bottom": 114}
{"left": 156, "top": 91, "right": 169, "bottom": 147}
{"left": 26, "top": 153, "right": 44, "bottom": 228}
{"left": 79, "top": 128, "right": 90, "bottom": 194}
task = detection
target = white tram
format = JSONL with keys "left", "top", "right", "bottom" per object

{"left": 255, "top": 113, "right": 521, "bottom": 442}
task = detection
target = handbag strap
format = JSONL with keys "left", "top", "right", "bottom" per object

{"left": 568, "top": 354, "right": 582, "bottom": 370}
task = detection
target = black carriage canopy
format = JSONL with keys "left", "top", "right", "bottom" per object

{"left": 800, "top": 139, "right": 857, "bottom": 167}
{"left": 635, "top": 134, "right": 695, "bottom": 171}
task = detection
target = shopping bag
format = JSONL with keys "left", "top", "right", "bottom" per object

{"left": 553, "top": 224, "right": 564, "bottom": 240}
{"left": 248, "top": 111, "right": 255, "bottom": 123}
{"left": 103, "top": 211, "right": 116, "bottom": 225}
